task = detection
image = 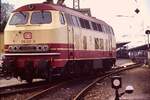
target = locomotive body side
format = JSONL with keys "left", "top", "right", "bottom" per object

{"left": 3, "top": 3, "right": 116, "bottom": 82}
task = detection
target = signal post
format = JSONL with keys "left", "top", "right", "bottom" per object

{"left": 145, "top": 30, "right": 150, "bottom": 67}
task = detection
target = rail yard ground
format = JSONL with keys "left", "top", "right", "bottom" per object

{"left": 84, "top": 65, "right": 150, "bottom": 100}
{"left": 1, "top": 59, "right": 149, "bottom": 100}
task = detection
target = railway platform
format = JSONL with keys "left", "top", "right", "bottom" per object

{"left": 84, "top": 65, "right": 150, "bottom": 100}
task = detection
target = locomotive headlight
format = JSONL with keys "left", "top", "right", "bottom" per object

{"left": 8, "top": 45, "right": 20, "bottom": 52}
{"left": 8, "top": 46, "right": 13, "bottom": 52}
{"left": 36, "top": 45, "right": 49, "bottom": 52}
{"left": 36, "top": 45, "right": 42, "bottom": 51}
{"left": 13, "top": 46, "right": 19, "bottom": 51}
{"left": 42, "top": 45, "right": 49, "bottom": 51}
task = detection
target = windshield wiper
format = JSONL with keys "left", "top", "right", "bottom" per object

{"left": 19, "top": 11, "right": 26, "bottom": 19}
{"left": 41, "top": 10, "right": 45, "bottom": 19}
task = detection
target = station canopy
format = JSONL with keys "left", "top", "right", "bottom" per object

{"left": 128, "top": 44, "right": 150, "bottom": 51}
{"left": 116, "top": 42, "right": 130, "bottom": 49}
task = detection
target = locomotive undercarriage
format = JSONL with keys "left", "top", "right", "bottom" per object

{"left": 2, "top": 56, "right": 115, "bottom": 83}
{"left": 3, "top": 57, "right": 53, "bottom": 83}
{"left": 59, "top": 58, "right": 115, "bottom": 77}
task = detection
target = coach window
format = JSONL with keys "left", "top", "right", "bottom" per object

{"left": 111, "top": 28, "right": 115, "bottom": 35}
{"left": 76, "top": 17, "right": 81, "bottom": 27}
{"left": 92, "top": 22, "right": 97, "bottom": 31}
{"left": 106, "top": 26, "right": 110, "bottom": 33}
{"left": 60, "top": 13, "right": 65, "bottom": 25}
{"left": 79, "top": 18, "right": 86, "bottom": 28}
{"left": 89, "top": 21, "right": 93, "bottom": 30}
{"left": 64, "top": 13, "right": 69, "bottom": 24}
{"left": 99, "top": 39, "right": 104, "bottom": 49}
{"left": 102, "top": 25, "right": 106, "bottom": 33}
{"left": 9, "top": 12, "right": 29, "bottom": 25}
{"left": 95, "top": 38, "right": 99, "bottom": 49}
{"left": 83, "top": 36, "right": 87, "bottom": 50}
{"left": 31, "top": 11, "right": 52, "bottom": 24}
{"left": 108, "top": 26, "right": 111, "bottom": 34}
{"left": 72, "top": 15, "right": 78, "bottom": 27}
{"left": 97, "top": 24, "right": 103, "bottom": 32}
{"left": 84, "top": 20, "right": 90, "bottom": 29}
{"left": 68, "top": 14, "right": 74, "bottom": 26}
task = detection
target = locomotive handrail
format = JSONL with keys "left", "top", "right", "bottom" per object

{"left": 3, "top": 53, "right": 61, "bottom": 56}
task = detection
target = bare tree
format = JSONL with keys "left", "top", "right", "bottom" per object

{"left": 0, "top": 2, "right": 14, "bottom": 32}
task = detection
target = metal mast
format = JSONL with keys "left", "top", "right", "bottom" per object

{"left": 46, "top": 0, "right": 54, "bottom": 3}
{"left": 73, "top": 0, "right": 80, "bottom": 9}
{"left": 57, "top": 0, "right": 65, "bottom": 5}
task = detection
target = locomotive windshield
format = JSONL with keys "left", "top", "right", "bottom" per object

{"left": 31, "top": 11, "right": 52, "bottom": 24}
{"left": 9, "top": 12, "right": 29, "bottom": 25}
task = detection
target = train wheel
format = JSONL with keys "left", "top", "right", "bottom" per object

{"left": 74, "top": 61, "right": 81, "bottom": 77}
{"left": 45, "top": 66, "right": 53, "bottom": 82}
{"left": 3, "top": 61, "right": 13, "bottom": 80}
{"left": 103, "top": 59, "right": 112, "bottom": 71}
{"left": 82, "top": 61, "right": 91, "bottom": 75}
{"left": 25, "top": 68, "right": 33, "bottom": 83}
{"left": 62, "top": 62, "right": 73, "bottom": 78}
{"left": 25, "top": 61, "right": 33, "bottom": 83}
{"left": 26, "top": 76, "right": 33, "bottom": 83}
{"left": 39, "top": 60, "right": 53, "bottom": 82}
{"left": 88, "top": 61, "right": 94, "bottom": 76}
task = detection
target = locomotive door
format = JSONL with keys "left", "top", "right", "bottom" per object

{"left": 65, "top": 14, "right": 81, "bottom": 60}
{"left": 67, "top": 15, "right": 81, "bottom": 60}
{"left": 67, "top": 26, "right": 74, "bottom": 59}
{"left": 64, "top": 14, "right": 75, "bottom": 60}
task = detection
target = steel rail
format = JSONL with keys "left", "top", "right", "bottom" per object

{"left": 25, "top": 63, "right": 141, "bottom": 100}
{"left": 0, "top": 81, "right": 49, "bottom": 96}
{"left": 72, "top": 63, "right": 141, "bottom": 100}
{"left": 0, "top": 63, "right": 141, "bottom": 99}
{"left": 26, "top": 81, "right": 69, "bottom": 100}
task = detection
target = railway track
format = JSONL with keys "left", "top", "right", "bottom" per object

{"left": 0, "top": 63, "right": 141, "bottom": 100}
{"left": 23, "top": 63, "right": 141, "bottom": 100}
{"left": 0, "top": 77, "right": 69, "bottom": 100}
{"left": 0, "top": 81, "right": 47, "bottom": 96}
{"left": 73, "top": 63, "right": 141, "bottom": 100}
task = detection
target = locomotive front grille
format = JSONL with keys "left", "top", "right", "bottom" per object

{"left": 7, "top": 45, "right": 49, "bottom": 53}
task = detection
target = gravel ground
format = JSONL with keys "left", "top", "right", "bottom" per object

{"left": 84, "top": 66, "right": 150, "bottom": 100}
{"left": 36, "top": 78, "right": 95, "bottom": 100}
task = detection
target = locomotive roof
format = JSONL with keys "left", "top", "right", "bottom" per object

{"left": 13, "top": 3, "right": 110, "bottom": 27}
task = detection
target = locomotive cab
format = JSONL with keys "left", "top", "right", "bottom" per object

{"left": 5, "top": 10, "right": 67, "bottom": 48}
{"left": 4, "top": 4, "right": 68, "bottom": 82}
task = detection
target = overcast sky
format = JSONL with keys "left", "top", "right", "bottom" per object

{"left": 2, "top": 0, "right": 150, "bottom": 48}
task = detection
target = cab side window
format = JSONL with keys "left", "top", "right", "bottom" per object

{"left": 60, "top": 13, "right": 65, "bottom": 25}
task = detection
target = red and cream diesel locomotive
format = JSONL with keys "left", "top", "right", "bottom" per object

{"left": 3, "top": 2, "right": 116, "bottom": 82}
